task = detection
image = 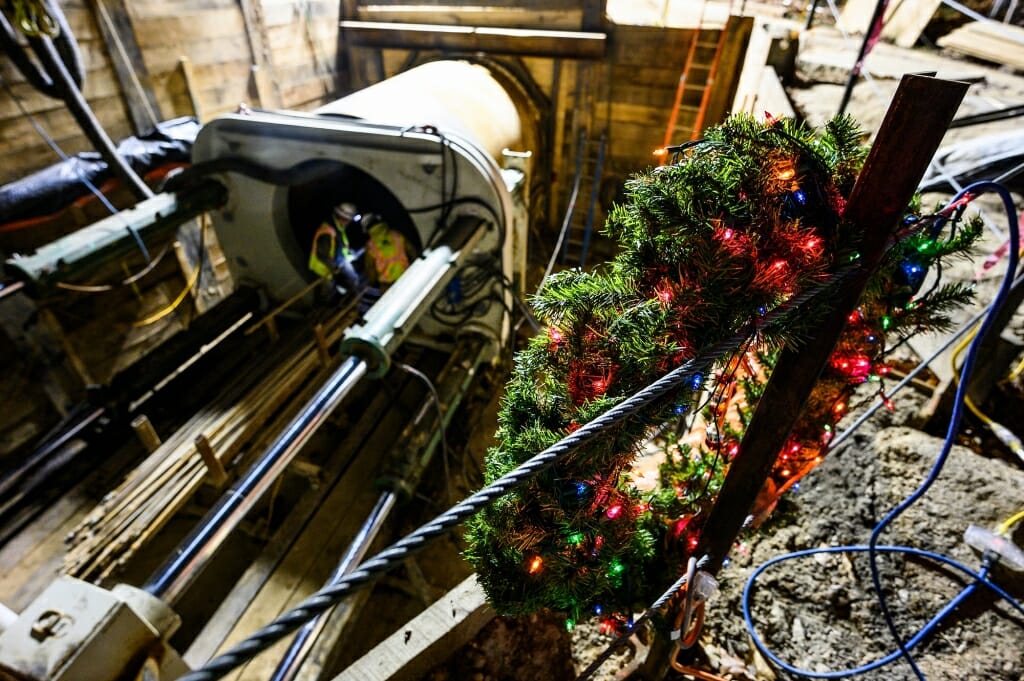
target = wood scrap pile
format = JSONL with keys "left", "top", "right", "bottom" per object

{"left": 63, "top": 308, "right": 356, "bottom": 583}
{"left": 938, "top": 21, "right": 1024, "bottom": 70}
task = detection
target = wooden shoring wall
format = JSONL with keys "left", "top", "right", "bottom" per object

{"left": 0, "top": 0, "right": 341, "bottom": 187}
{"left": 0, "top": 1, "right": 134, "bottom": 186}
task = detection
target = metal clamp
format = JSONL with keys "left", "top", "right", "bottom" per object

{"left": 669, "top": 557, "right": 719, "bottom": 673}
{"left": 12, "top": 0, "right": 58, "bottom": 37}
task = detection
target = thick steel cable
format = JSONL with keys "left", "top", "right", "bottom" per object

{"left": 180, "top": 273, "right": 851, "bottom": 681}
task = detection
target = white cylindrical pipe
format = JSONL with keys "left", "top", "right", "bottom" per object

{"left": 0, "top": 601, "right": 17, "bottom": 634}
{"left": 317, "top": 60, "right": 523, "bottom": 161}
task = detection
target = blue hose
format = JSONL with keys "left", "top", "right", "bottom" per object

{"left": 743, "top": 181, "right": 1024, "bottom": 679}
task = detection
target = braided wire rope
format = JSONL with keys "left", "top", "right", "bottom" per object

{"left": 181, "top": 270, "right": 853, "bottom": 681}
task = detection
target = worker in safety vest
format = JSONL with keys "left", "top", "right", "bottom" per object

{"left": 362, "top": 215, "right": 410, "bottom": 286}
{"left": 309, "top": 202, "right": 361, "bottom": 292}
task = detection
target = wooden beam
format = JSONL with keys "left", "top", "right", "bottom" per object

{"left": 339, "top": 21, "right": 607, "bottom": 59}
{"left": 88, "top": 0, "right": 163, "bottom": 133}
{"left": 331, "top": 575, "right": 493, "bottom": 681}
{"left": 696, "top": 74, "right": 969, "bottom": 574}
{"left": 581, "top": 0, "right": 606, "bottom": 31}
{"left": 336, "top": 0, "right": 360, "bottom": 93}
{"left": 699, "top": 15, "right": 754, "bottom": 132}
{"left": 182, "top": 381, "right": 395, "bottom": 668}
{"left": 237, "top": 0, "right": 282, "bottom": 107}
{"left": 355, "top": 5, "right": 586, "bottom": 30}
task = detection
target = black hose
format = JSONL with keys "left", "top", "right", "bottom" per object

{"left": 162, "top": 157, "right": 345, "bottom": 192}
{"left": 35, "top": 0, "right": 85, "bottom": 87}
{"left": 29, "top": 31, "right": 152, "bottom": 200}
{"left": 1, "top": 1, "right": 148, "bottom": 200}
{"left": 0, "top": 0, "right": 84, "bottom": 97}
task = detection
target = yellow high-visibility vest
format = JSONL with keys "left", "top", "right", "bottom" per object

{"left": 307, "top": 222, "right": 337, "bottom": 278}
{"left": 308, "top": 217, "right": 354, "bottom": 278}
{"left": 365, "top": 222, "right": 409, "bottom": 284}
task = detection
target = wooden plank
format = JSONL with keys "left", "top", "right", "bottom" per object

{"left": 279, "top": 78, "right": 332, "bottom": 109}
{"left": 699, "top": 15, "right": 754, "bottom": 135}
{"left": 937, "top": 21, "right": 1024, "bottom": 69}
{"left": 263, "top": 0, "right": 334, "bottom": 26}
{"left": 128, "top": 9, "right": 249, "bottom": 45}
{"left": 887, "top": 0, "right": 942, "bottom": 48}
{"left": 754, "top": 65, "right": 796, "bottom": 118}
{"left": 609, "top": 64, "right": 685, "bottom": 88}
{"left": 604, "top": 100, "right": 672, "bottom": 127}
{"left": 123, "top": 0, "right": 238, "bottom": 19}
{"left": 332, "top": 575, "right": 493, "bottom": 681}
{"left": 61, "top": 6, "right": 103, "bottom": 39}
{"left": 142, "top": 36, "right": 253, "bottom": 73}
{"left": 840, "top": 0, "right": 941, "bottom": 47}
{"left": 0, "top": 96, "right": 133, "bottom": 150}
{"left": 89, "top": 0, "right": 163, "bottom": 134}
{"left": 0, "top": 73, "right": 125, "bottom": 119}
{"left": 357, "top": 5, "right": 585, "bottom": 29}
{"left": 0, "top": 39, "right": 117, "bottom": 84}
{"left": 238, "top": 0, "right": 283, "bottom": 108}
{"left": 336, "top": 0, "right": 360, "bottom": 92}
{"left": 581, "top": 0, "right": 605, "bottom": 30}
{"left": 340, "top": 20, "right": 607, "bottom": 59}
{"left": 838, "top": 0, "right": 880, "bottom": 32}
{"left": 610, "top": 25, "right": 694, "bottom": 65}
{"left": 729, "top": 17, "right": 774, "bottom": 115}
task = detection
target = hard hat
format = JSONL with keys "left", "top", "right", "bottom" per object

{"left": 333, "top": 202, "right": 358, "bottom": 221}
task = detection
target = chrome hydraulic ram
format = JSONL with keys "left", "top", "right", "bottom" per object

{"left": 144, "top": 218, "right": 488, "bottom": 604}
{"left": 269, "top": 491, "right": 397, "bottom": 681}
{"left": 268, "top": 334, "right": 490, "bottom": 681}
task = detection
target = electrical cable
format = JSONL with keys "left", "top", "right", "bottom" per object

{"left": 178, "top": 272, "right": 847, "bottom": 681}
{"left": 130, "top": 219, "right": 206, "bottom": 327}
{"left": 869, "top": 181, "right": 1020, "bottom": 679}
{"left": 395, "top": 361, "right": 453, "bottom": 506}
{"left": 542, "top": 131, "right": 585, "bottom": 285}
{"left": 998, "top": 509, "right": 1024, "bottom": 536}
{"left": 743, "top": 181, "right": 1023, "bottom": 680}
{"left": 743, "top": 546, "right": 1023, "bottom": 678}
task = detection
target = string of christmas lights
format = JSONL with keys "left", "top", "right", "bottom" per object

{"left": 464, "top": 114, "right": 981, "bottom": 633}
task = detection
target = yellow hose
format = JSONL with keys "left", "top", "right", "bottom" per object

{"left": 998, "top": 509, "right": 1024, "bottom": 536}
{"left": 132, "top": 223, "right": 205, "bottom": 327}
{"left": 950, "top": 322, "right": 1024, "bottom": 462}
